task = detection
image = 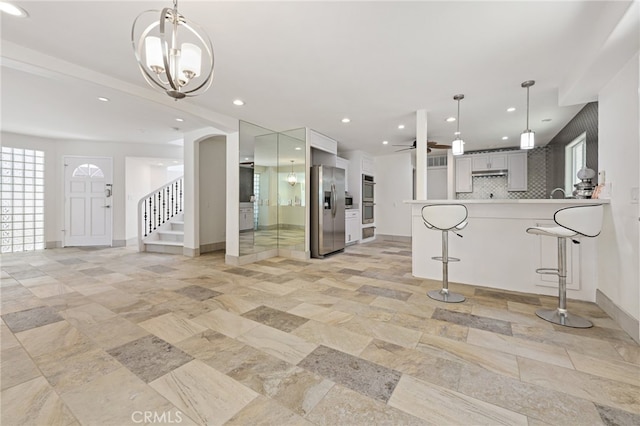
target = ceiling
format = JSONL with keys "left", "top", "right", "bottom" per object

{"left": 1, "top": 1, "right": 638, "bottom": 156}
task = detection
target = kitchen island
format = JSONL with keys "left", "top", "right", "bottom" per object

{"left": 406, "top": 199, "right": 610, "bottom": 302}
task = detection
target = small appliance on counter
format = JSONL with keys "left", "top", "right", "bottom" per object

{"left": 573, "top": 168, "right": 597, "bottom": 199}
{"left": 345, "top": 193, "right": 354, "bottom": 209}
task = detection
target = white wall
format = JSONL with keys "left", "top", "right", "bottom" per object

{"left": 2, "top": 132, "right": 182, "bottom": 247}
{"left": 199, "top": 136, "right": 226, "bottom": 247}
{"left": 374, "top": 152, "right": 413, "bottom": 237}
{"left": 125, "top": 158, "right": 151, "bottom": 243}
{"left": 597, "top": 52, "right": 639, "bottom": 336}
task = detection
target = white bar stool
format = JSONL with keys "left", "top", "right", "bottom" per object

{"left": 526, "top": 204, "right": 603, "bottom": 328}
{"left": 421, "top": 204, "right": 467, "bottom": 303}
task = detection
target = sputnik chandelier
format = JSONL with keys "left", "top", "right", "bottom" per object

{"left": 287, "top": 161, "right": 297, "bottom": 186}
{"left": 132, "top": 0, "right": 214, "bottom": 99}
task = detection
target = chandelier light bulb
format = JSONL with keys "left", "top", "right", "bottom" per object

{"left": 180, "top": 43, "right": 202, "bottom": 77}
{"left": 144, "top": 36, "right": 164, "bottom": 72}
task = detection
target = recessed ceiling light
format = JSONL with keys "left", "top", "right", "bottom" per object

{"left": 542, "top": 118, "right": 552, "bottom": 122}
{"left": 295, "top": 147, "right": 301, "bottom": 150}
{"left": 446, "top": 117, "right": 456, "bottom": 122}
{"left": 97, "top": 97, "right": 110, "bottom": 102}
{"left": 382, "top": 141, "right": 389, "bottom": 145}
{"left": 0, "top": 2, "right": 28, "bottom": 17}
{"left": 233, "top": 99, "right": 245, "bottom": 106}
{"left": 244, "top": 157, "right": 249, "bottom": 161}
{"left": 507, "top": 107, "right": 516, "bottom": 112}
{"left": 454, "top": 131, "right": 461, "bottom": 136}
{"left": 398, "top": 124, "right": 405, "bottom": 129}
{"left": 175, "top": 118, "right": 184, "bottom": 122}
{"left": 502, "top": 136, "right": 509, "bottom": 140}
{"left": 341, "top": 118, "right": 351, "bottom": 123}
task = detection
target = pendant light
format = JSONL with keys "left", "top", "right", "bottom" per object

{"left": 520, "top": 80, "right": 535, "bottom": 149}
{"left": 287, "top": 160, "right": 297, "bottom": 186}
{"left": 132, "top": 0, "right": 214, "bottom": 99}
{"left": 452, "top": 94, "right": 465, "bottom": 156}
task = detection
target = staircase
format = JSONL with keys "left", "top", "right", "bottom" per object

{"left": 143, "top": 214, "right": 184, "bottom": 254}
{"left": 137, "top": 177, "right": 184, "bottom": 254}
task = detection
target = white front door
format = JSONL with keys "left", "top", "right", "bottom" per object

{"left": 64, "top": 156, "right": 113, "bottom": 246}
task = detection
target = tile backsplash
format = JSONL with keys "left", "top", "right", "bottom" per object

{"left": 457, "top": 147, "right": 547, "bottom": 200}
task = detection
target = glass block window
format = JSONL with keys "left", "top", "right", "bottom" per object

{"left": 1, "top": 147, "right": 45, "bottom": 253}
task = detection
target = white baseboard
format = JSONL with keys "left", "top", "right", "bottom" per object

{"left": 376, "top": 234, "right": 412, "bottom": 243}
{"left": 200, "top": 241, "right": 225, "bottom": 254}
{"left": 596, "top": 289, "right": 639, "bottom": 344}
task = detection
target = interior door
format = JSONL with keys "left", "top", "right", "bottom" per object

{"left": 64, "top": 156, "right": 113, "bottom": 246}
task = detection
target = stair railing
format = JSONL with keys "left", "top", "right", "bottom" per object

{"left": 137, "top": 176, "right": 184, "bottom": 251}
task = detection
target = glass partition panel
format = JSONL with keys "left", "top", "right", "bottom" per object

{"left": 278, "top": 129, "right": 306, "bottom": 252}
{"left": 238, "top": 122, "right": 306, "bottom": 257}
{"left": 239, "top": 121, "right": 277, "bottom": 256}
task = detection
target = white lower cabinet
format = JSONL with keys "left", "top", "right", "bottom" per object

{"left": 346, "top": 210, "right": 360, "bottom": 244}
{"left": 240, "top": 207, "right": 254, "bottom": 231}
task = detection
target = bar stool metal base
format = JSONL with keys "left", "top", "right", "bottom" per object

{"left": 427, "top": 289, "right": 465, "bottom": 303}
{"left": 536, "top": 308, "right": 593, "bottom": 328}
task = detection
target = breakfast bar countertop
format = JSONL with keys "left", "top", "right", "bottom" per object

{"left": 404, "top": 198, "right": 610, "bottom": 204}
{"left": 406, "top": 198, "right": 610, "bottom": 302}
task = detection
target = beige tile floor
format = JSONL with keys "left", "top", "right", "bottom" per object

{"left": 1, "top": 241, "right": 639, "bottom": 425}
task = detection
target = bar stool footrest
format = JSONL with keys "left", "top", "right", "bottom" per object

{"left": 431, "top": 256, "right": 461, "bottom": 262}
{"left": 536, "top": 308, "right": 592, "bottom": 328}
{"left": 535, "top": 268, "right": 559, "bottom": 276}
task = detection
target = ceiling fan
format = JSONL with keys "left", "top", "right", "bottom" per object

{"left": 394, "top": 140, "right": 451, "bottom": 153}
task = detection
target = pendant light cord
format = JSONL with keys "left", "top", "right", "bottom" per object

{"left": 526, "top": 85, "right": 530, "bottom": 130}
{"left": 457, "top": 99, "right": 461, "bottom": 135}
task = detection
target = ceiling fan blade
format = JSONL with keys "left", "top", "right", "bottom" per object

{"left": 392, "top": 144, "right": 413, "bottom": 147}
{"left": 430, "top": 144, "right": 451, "bottom": 149}
{"left": 395, "top": 147, "right": 414, "bottom": 152}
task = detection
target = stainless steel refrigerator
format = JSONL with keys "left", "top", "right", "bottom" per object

{"left": 311, "top": 165, "right": 345, "bottom": 258}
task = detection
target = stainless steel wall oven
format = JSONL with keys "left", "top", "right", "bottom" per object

{"left": 362, "top": 202, "right": 374, "bottom": 224}
{"left": 362, "top": 174, "right": 375, "bottom": 203}
{"left": 362, "top": 174, "right": 374, "bottom": 224}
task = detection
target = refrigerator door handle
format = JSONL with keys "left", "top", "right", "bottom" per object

{"left": 331, "top": 183, "right": 337, "bottom": 217}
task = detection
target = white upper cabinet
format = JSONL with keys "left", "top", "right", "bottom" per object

{"left": 471, "top": 153, "right": 507, "bottom": 171}
{"left": 309, "top": 130, "right": 337, "bottom": 155}
{"left": 507, "top": 151, "right": 528, "bottom": 191}
{"left": 455, "top": 157, "right": 473, "bottom": 193}
{"left": 362, "top": 155, "right": 375, "bottom": 174}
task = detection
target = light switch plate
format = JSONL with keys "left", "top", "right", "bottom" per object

{"left": 598, "top": 170, "right": 606, "bottom": 184}
{"left": 631, "top": 187, "right": 639, "bottom": 204}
